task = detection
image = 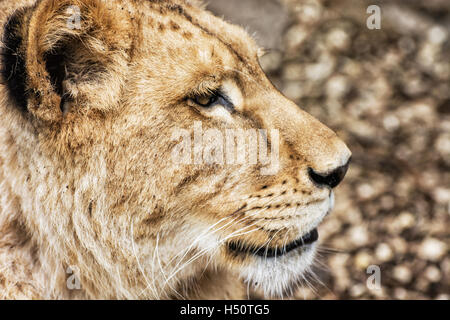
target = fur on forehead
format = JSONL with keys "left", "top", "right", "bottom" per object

{"left": 142, "top": 0, "right": 260, "bottom": 63}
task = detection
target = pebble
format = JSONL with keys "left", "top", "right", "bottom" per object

{"left": 435, "top": 133, "right": 450, "bottom": 157}
{"left": 375, "top": 243, "right": 394, "bottom": 262}
{"left": 305, "top": 57, "right": 335, "bottom": 81}
{"left": 326, "top": 28, "right": 350, "bottom": 51}
{"left": 383, "top": 114, "right": 400, "bottom": 132}
{"left": 349, "top": 284, "right": 366, "bottom": 297}
{"left": 418, "top": 238, "right": 447, "bottom": 262}
{"left": 390, "top": 238, "right": 408, "bottom": 255}
{"left": 354, "top": 251, "right": 372, "bottom": 270}
{"left": 356, "top": 183, "right": 376, "bottom": 200}
{"left": 326, "top": 75, "right": 349, "bottom": 99}
{"left": 393, "top": 265, "right": 413, "bottom": 284}
{"left": 424, "top": 265, "right": 441, "bottom": 282}
{"left": 284, "top": 24, "right": 309, "bottom": 50}
{"left": 432, "top": 188, "right": 450, "bottom": 205}
{"left": 394, "top": 287, "right": 408, "bottom": 299}
{"left": 427, "top": 25, "right": 448, "bottom": 45}
{"left": 392, "top": 212, "right": 416, "bottom": 232}
{"left": 348, "top": 226, "right": 369, "bottom": 247}
{"left": 294, "top": 1, "right": 322, "bottom": 24}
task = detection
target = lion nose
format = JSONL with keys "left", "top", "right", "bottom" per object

{"left": 308, "top": 158, "right": 351, "bottom": 188}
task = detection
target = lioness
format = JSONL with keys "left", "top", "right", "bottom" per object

{"left": 0, "top": 0, "right": 351, "bottom": 299}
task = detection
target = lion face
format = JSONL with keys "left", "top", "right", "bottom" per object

{"left": 1, "top": 0, "right": 350, "bottom": 299}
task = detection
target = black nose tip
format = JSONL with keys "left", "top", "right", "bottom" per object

{"left": 308, "top": 159, "right": 351, "bottom": 188}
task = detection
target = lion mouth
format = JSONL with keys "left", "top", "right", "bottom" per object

{"left": 227, "top": 228, "right": 318, "bottom": 258}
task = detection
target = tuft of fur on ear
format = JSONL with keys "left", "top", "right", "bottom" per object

{"left": 1, "top": 0, "right": 133, "bottom": 123}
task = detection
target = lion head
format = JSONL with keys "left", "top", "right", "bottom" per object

{"left": 0, "top": 0, "right": 351, "bottom": 299}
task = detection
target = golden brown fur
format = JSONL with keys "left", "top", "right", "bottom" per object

{"left": 0, "top": 0, "right": 351, "bottom": 299}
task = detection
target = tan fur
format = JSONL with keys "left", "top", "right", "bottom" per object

{"left": 0, "top": 0, "right": 351, "bottom": 299}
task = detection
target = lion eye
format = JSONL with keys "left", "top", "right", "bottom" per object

{"left": 189, "top": 90, "right": 234, "bottom": 111}
{"left": 193, "top": 94, "right": 219, "bottom": 108}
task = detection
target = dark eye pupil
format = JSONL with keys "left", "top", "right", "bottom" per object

{"left": 208, "top": 95, "right": 218, "bottom": 105}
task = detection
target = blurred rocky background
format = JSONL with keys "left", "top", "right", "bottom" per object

{"left": 207, "top": 0, "right": 449, "bottom": 300}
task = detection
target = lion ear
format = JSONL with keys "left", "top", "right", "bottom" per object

{"left": 1, "top": 0, "right": 132, "bottom": 123}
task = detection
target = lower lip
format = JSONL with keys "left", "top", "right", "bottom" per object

{"left": 228, "top": 228, "right": 319, "bottom": 258}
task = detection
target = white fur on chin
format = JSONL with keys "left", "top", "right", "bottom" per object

{"left": 239, "top": 243, "right": 317, "bottom": 298}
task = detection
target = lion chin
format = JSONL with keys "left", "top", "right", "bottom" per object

{"left": 242, "top": 244, "right": 317, "bottom": 298}
{"left": 202, "top": 191, "right": 334, "bottom": 299}
{"left": 228, "top": 195, "right": 333, "bottom": 298}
